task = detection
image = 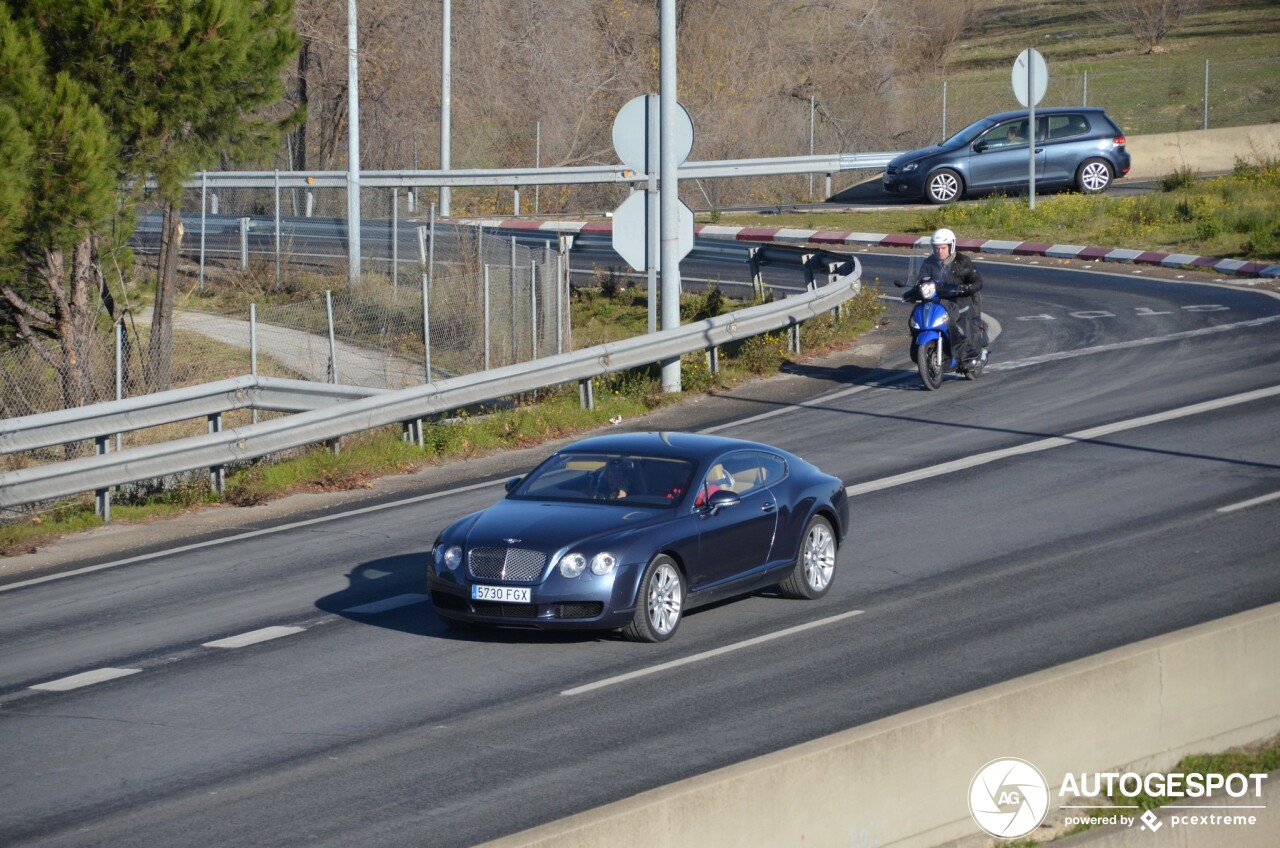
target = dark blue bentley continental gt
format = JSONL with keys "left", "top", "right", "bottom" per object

{"left": 428, "top": 432, "right": 849, "bottom": 642}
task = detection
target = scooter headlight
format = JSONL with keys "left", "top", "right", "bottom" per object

{"left": 919, "top": 281, "right": 936, "bottom": 300}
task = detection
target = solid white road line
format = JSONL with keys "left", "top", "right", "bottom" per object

{"left": 0, "top": 478, "right": 503, "bottom": 593}
{"left": 342, "top": 593, "right": 430, "bottom": 614}
{"left": 31, "top": 667, "right": 141, "bottom": 692}
{"left": 203, "top": 625, "right": 305, "bottom": 649}
{"left": 560, "top": 609, "right": 865, "bottom": 696}
{"left": 1218, "top": 491, "right": 1280, "bottom": 514}
{"left": 846, "top": 384, "right": 1280, "bottom": 498}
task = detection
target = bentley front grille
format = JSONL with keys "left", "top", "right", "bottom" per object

{"left": 468, "top": 547, "right": 547, "bottom": 582}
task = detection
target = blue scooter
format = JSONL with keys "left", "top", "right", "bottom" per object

{"left": 894, "top": 275, "right": 986, "bottom": 390}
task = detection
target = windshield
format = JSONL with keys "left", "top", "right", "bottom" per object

{"left": 512, "top": 452, "right": 695, "bottom": 508}
{"left": 941, "top": 116, "right": 1000, "bottom": 148}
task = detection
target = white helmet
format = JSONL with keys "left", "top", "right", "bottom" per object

{"left": 930, "top": 227, "right": 956, "bottom": 249}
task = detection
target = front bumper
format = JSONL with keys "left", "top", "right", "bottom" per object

{"left": 427, "top": 571, "right": 636, "bottom": 630}
{"left": 883, "top": 169, "right": 923, "bottom": 196}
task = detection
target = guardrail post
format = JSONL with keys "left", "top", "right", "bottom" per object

{"left": 579, "top": 378, "right": 594, "bottom": 410}
{"left": 802, "top": 253, "right": 817, "bottom": 289}
{"left": 208, "top": 413, "right": 224, "bottom": 495}
{"left": 825, "top": 172, "right": 832, "bottom": 200}
{"left": 790, "top": 322, "right": 801, "bottom": 356}
{"left": 95, "top": 435, "right": 111, "bottom": 523}
{"left": 403, "top": 419, "right": 424, "bottom": 448}
{"left": 513, "top": 187, "right": 520, "bottom": 217}
{"left": 709, "top": 345, "right": 719, "bottom": 375}
{"left": 748, "top": 247, "right": 764, "bottom": 300}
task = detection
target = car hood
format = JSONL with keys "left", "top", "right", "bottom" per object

{"left": 888, "top": 146, "right": 941, "bottom": 168}
{"left": 459, "top": 498, "right": 667, "bottom": 551}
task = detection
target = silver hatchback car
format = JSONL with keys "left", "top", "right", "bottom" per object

{"left": 883, "top": 107, "right": 1131, "bottom": 203}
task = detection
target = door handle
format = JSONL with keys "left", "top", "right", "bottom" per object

{"left": 762, "top": 501, "right": 776, "bottom": 513}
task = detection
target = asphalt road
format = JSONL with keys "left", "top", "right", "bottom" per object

{"left": 2, "top": 256, "right": 1278, "bottom": 847}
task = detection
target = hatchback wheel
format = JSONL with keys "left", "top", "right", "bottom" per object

{"left": 1076, "top": 158, "right": 1113, "bottom": 194}
{"left": 778, "top": 515, "right": 837, "bottom": 600}
{"left": 926, "top": 169, "right": 963, "bottom": 204}
{"left": 623, "top": 555, "right": 684, "bottom": 642}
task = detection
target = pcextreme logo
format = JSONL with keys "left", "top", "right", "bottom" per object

{"left": 968, "top": 758, "right": 1050, "bottom": 838}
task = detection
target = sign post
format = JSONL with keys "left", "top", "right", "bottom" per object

{"left": 611, "top": 94, "right": 694, "bottom": 335}
{"left": 1012, "top": 48, "right": 1048, "bottom": 209}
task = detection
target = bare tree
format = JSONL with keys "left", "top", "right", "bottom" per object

{"left": 1100, "top": 0, "right": 1205, "bottom": 54}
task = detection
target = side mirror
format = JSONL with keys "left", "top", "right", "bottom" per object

{"left": 706, "top": 489, "right": 741, "bottom": 514}
{"left": 973, "top": 140, "right": 988, "bottom": 153}
{"left": 504, "top": 476, "right": 523, "bottom": 493}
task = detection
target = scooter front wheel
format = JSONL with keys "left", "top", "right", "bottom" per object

{"left": 918, "top": 340, "right": 944, "bottom": 390}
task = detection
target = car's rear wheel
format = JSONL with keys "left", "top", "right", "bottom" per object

{"left": 926, "top": 169, "right": 963, "bottom": 204}
{"left": 1076, "top": 158, "right": 1113, "bottom": 194}
{"left": 623, "top": 555, "right": 684, "bottom": 642}
{"left": 779, "top": 515, "right": 837, "bottom": 600}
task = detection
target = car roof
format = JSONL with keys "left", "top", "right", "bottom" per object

{"left": 557, "top": 431, "right": 782, "bottom": 462}
{"left": 984, "top": 106, "right": 1113, "bottom": 122}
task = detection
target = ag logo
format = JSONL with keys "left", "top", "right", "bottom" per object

{"left": 969, "top": 758, "right": 1050, "bottom": 838}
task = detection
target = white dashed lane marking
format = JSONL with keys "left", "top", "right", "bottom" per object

{"left": 31, "top": 668, "right": 141, "bottom": 692}
{"left": 203, "top": 625, "right": 305, "bottom": 649}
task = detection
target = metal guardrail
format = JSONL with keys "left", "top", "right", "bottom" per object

{"left": 170, "top": 153, "right": 900, "bottom": 191}
{"left": 0, "top": 265, "right": 860, "bottom": 509}
{"left": 0, "top": 377, "right": 388, "bottom": 455}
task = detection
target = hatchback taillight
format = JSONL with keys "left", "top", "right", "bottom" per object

{"left": 1114, "top": 136, "right": 1126, "bottom": 146}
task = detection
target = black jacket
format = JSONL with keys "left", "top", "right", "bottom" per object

{"left": 920, "top": 251, "right": 983, "bottom": 314}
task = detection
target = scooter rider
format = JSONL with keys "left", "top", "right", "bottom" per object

{"left": 918, "top": 227, "right": 986, "bottom": 365}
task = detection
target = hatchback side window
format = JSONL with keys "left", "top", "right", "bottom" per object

{"left": 1048, "top": 114, "right": 1090, "bottom": 140}
{"left": 980, "top": 120, "right": 1029, "bottom": 149}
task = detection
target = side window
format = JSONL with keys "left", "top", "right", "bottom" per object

{"left": 982, "top": 120, "right": 1028, "bottom": 149}
{"left": 1049, "top": 114, "right": 1090, "bottom": 140}
{"left": 756, "top": 452, "right": 787, "bottom": 487}
{"left": 697, "top": 451, "right": 762, "bottom": 505}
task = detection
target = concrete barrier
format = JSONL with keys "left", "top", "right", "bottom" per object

{"left": 1125, "top": 123, "right": 1280, "bottom": 180}
{"left": 481, "top": 603, "right": 1280, "bottom": 848}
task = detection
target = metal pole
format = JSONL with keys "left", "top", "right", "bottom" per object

{"left": 1083, "top": 70, "right": 1088, "bottom": 106}
{"left": 346, "top": 0, "right": 362, "bottom": 283}
{"left": 392, "top": 187, "right": 399, "bottom": 297}
{"left": 556, "top": 253, "right": 563, "bottom": 354}
{"left": 942, "top": 80, "right": 948, "bottom": 142}
{"left": 418, "top": 226, "right": 431, "bottom": 381}
{"left": 114, "top": 321, "right": 123, "bottom": 453}
{"left": 646, "top": 93, "right": 658, "bottom": 336}
{"left": 428, "top": 202, "right": 436, "bottom": 291}
{"left": 1204, "top": 59, "right": 1210, "bottom": 130}
{"left": 534, "top": 120, "right": 541, "bottom": 215}
{"left": 808, "top": 94, "right": 815, "bottom": 199}
{"left": 326, "top": 290, "right": 339, "bottom": 384}
{"left": 199, "top": 172, "right": 207, "bottom": 292}
{"left": 440, "top": 0, "right": 452, "bottom": 216}
{"left": 530, "top": 261, "right": 538, "bottom": 360}
{"left": 250, "top": 303, "right": 259, "bottom": 424}
{"left": 1028, "top": 56, "right": 1036, "bottom": 210}
{"left": 274, "top": 169, "right": 282, "bottom": 290}
{"left": 483, "top": 264, "right": 491, "bottom": 370}
{"left": 510, "top": 237, "right": 518, "bottom": 363}
{"left": 659, "top": 0, "right": 682, "bottom": 392}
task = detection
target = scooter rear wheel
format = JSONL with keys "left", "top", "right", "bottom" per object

{"left": 918, "top": 340, "right": 944, "bottom": 390}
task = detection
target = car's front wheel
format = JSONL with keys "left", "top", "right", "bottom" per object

{"left": 926, "top": 169, "right": 964, "bottom": 204}
{"left": 1076, "top": 158, "right": 1113, "bottom": 194}
{"left": 623, "top": 555, "right": 684, "bottom": 642}
{"left": 778, "top": 515, "right": 837, "bottom": 600}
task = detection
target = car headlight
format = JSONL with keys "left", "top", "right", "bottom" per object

{"left": 590, "top": 552, "right": 617, "bottom": 576}
{"left": 559, "top": 552, "right": 587, "bottom": 578}
{"left": 442, "top": 545, "right": 462, "bottom": 571}
{"left": 902, "top": 162, "right": 919, "bottom": 173}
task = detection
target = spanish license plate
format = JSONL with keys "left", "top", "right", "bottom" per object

{"left": 471, "top": 584, "right": 531, "bottom": 603}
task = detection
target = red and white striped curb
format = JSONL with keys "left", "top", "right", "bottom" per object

{"left": 485, "top": 219, "right": 1280, "bottom": 280}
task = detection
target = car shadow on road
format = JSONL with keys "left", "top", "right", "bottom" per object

{"left": 315, "top": 553, "right": 617, "bottom": 644}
